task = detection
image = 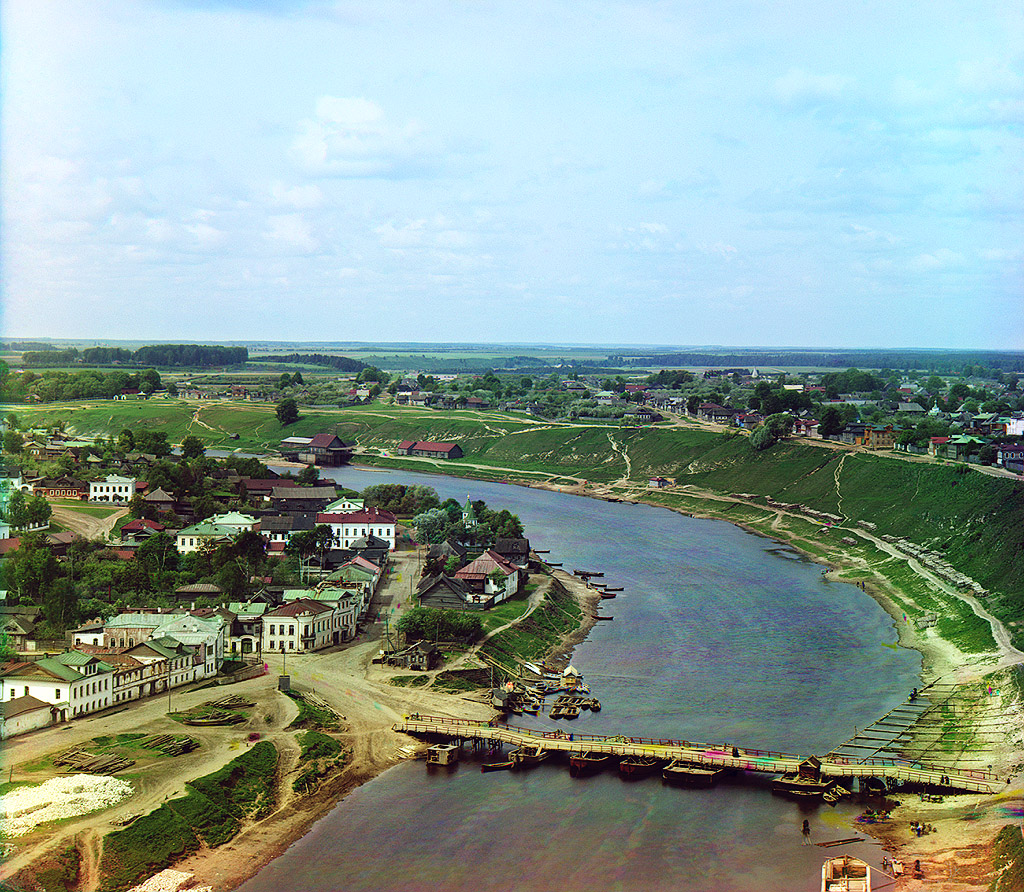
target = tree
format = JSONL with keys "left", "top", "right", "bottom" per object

{"left": 276, "top": 398, "right": 299, "bottom": 425}
{"left": 412, "top": 508, "right": 450, "bottom": 544}
{"left": 26, "top": 495, "right": 52, "bottom": 526}
{"left": 139, "top": 368, "right": 162, "bottom": 393}
{"left": 444, "top": 555, "right": 461, "bottom": 575}
{"left": 5, "top": 489, "right": 28, "bottom": 528}
{"left": 749, "top": 425, "right": 776, "bottom": 451}
{"left": 292, "top": 371, "right": 304, "bottom": 385}
{"left": 166, "top": 382, "right": 179, "bottom": 397}
{"left": 117, "top": 428, "right": 135, "bottom": 453}
{"left": 278, "top": 373, "right": 293, "bottom": 389}
{"left": 181, "top": 435, "right": 206, "bottom": 460}
{"left": 2, "top": 430, "right": 23, "bottom": 454}
{"left": 297, "top": 464, "right": 320, "bottom": 486}
{"left": 819, "top": 406, "right": 844, "bottom": 438}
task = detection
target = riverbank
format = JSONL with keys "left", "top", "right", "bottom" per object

{"left": 126, "top": 568, "right": 602, "bottom": 892}
{"left": 512, "top": 474, "right": 1024, "bottom": 887}
{"left": 187, "top": 461, "right": 1022, "bottom": 891}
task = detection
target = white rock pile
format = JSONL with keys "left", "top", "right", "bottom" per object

{"left": 128, "top": 869, "right": 213, "bottom": 892}
{"left": 0, "top": 774, "right": 133, "bottom": 837}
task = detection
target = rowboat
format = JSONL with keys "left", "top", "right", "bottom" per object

{"left": 821, "top": 855, "right": 871, "bottom": 892}
{"left": 481, "top": 760, "right": 515, "bottom": 772}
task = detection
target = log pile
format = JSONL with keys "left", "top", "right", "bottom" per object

{"left": 53, "top": 748, "right": 136, "bottom": 774}
{"left": 142, "top": 734, "right": 200, "bottom": 756}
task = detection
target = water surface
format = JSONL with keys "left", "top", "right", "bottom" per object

{"left": 239, "top": 466, "right": 919, "bottom": 891}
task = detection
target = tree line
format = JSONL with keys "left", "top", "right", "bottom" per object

{"left": 20, "top": 344, "right": 248, "bottom": 368}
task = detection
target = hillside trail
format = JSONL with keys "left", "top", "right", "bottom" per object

{"left": 606, "top": 431, "right": 631, "bottom": 483}
{"left": 50, "top": 505, "right": 127, "bottom": 541}
{"left": 442, "top": 577, "right": 551, "bottom": 673}
{"left": 76, "top": 829, "right": 102, "bottom": 891}
{"left": 834, "top": 453, "right": 847, "bottom": 517}
{"left": 846, "top": 527, "right": 1024, "bottom": 670}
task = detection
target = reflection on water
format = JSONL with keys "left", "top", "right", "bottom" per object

{"left": 239, "top": 466, "right": 920, "bottom": 892}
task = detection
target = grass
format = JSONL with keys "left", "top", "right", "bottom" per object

{"left": 49, "top": 500, "right": 123, "bottom": 518}
{"left": 293, "top": 730, "right": 345, "bottom": 794}
{"left": 99, "top": 741, "right": 278, "bottom": 891}
{"left": 389, "top": 674, "right": 431, "bottom": 687}
{"left": 284, "top": 692, "right": 341, "bottom": 731}
{"left": 28, "top": 845, "right": 81, "bottom": 892}
{"left": 990, "top": 823, "right": 1024, "bottom": 892}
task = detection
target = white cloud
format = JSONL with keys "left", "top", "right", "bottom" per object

{"left": 907, "top": 248, "right": 964, "bottom": 272}
{"left": 264, "top": 214, "right": 318, "bottom": 253}
{"left": 290, "top": 95, "right": 431, "bottom": 177}
{"left": 773, "top": 69, "right": 852, "bottom": 106}
{"left": 270, "top": 182, "right": 323, "bottom": 209}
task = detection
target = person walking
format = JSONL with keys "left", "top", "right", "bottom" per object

{"left": 801, "top": 819, "right": 811, "bottom": 844}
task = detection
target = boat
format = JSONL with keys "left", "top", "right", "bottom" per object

{"left": 573, "top": 569, "right": 604, "bottom": 577}
{"left": 481, "top": 760, "right": 515, "bottom": 772}
{"left": 772, "top": 756, "right": 837, "bottom": 801}
{"left": 618, "top": 755, "right": 662, "bottom": 780}
{"left": 569, "top": 752, "right": 614, "bottom": 776}
{"left": 662, "top": 760, "right": 722, "bottom": 787}
{"left": 603, "top": 586, "right": 624, "bottom": 592}
{"left": 510, "top": 746, "right": 549, "bottom": 767}
{"left": 600, "top": 591, "right": 617, "bottom": 599}
{"left": 594, "top": 615, "right": 614, "bottom": 621}
{"left": 821, "top": 855, "right": 871, "bottom": 892}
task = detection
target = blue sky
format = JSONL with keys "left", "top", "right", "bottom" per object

{"left": 1, "top": 1, "right": 1021, "bottom": 348}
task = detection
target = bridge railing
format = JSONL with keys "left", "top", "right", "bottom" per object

{"left": 400, "top": 716, "right": 1004, "bottom": 788}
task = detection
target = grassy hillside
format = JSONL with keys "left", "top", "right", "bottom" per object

{"left": 11, "top": 398, "right": 1022, "bottom": 647}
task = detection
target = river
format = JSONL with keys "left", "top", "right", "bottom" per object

{"left": 237, "top": 465, "right": 921, "bottom": 892}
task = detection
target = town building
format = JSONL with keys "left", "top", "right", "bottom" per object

{"left": 89, "top": 474, "right": 136, "bottom": 503}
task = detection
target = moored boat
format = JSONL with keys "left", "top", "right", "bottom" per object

{"left": 569, "top": 752, "right": 614, "bottom": 776}
{"left": 821, "top": 855, "right": 871, "bottom": 892}
{"left": 662, "top": 760, "right": 723, "bottom": 787}
{"left": 618, "top": 755, "right": 662, "bottom": 780}
{"left": 510, "top": 746, "right": 549, "bottom": 767}
{"left": 481, "top": 760, "right": 515, "bottom": 772}
{"left": 772, "top": 756, "right": 836, "bottom": 801}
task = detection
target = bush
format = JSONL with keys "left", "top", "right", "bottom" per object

{"left": 750, "top": 425, "right": 776, "bottom": 451}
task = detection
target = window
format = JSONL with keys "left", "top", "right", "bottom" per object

{"left": 56, "top": 689, "right": 61, "bottom": 699}
{"left": 289, "top": 641, "right": 294, "bottom": 649}
{"left": 269, "top": 624, "right": 275, "bottom": 635}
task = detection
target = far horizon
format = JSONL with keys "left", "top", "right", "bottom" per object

{"left": 2, "top": 2, "right": 1021, "bottom": 350}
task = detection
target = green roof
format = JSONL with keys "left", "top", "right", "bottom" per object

{"left": 177, "top": 522, "right": 236, "bottom": 537}
{"left": 32, "top": 657, "right": 83, "bottom": 682}
{"left": 228, "top": 602, "right": 267, "bottom": 616}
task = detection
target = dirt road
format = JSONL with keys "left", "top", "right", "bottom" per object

{"left": 50, "top": 505, "right": 127, "bottom": 541}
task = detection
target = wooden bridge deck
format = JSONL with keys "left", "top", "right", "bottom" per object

{"left": 394, "top": 715, "right": 1003, "bottom": 794}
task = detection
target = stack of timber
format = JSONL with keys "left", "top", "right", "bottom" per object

{"left": 183, "top": 709, "right": 245, "bottom": 726}
{"left": 142, "top": 734, "right": 200, "bottom": 756}
{"left": 54, "top": 748, "right": 136, "bottom": 774}
{"left": 207, "top": 695, "right": 255, "bottom": 709}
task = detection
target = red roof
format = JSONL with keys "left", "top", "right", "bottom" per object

{"left": 242, "top": 478, "right": 298, "bottom": 492}
{"left": 397, "top": 440, "right": 416, "bottom": 450}
{"left": 0, "top": 538, "right": 21, "bottom": 555}
{"left": 317, "top": 507, "right": 396, "bottom": 524}
{"left": 411, "top": 441, "right": 459, "bottom": 453}
{"left": 455, "top": 549, "right": 518, "bottom": 579}
{"left": 265, "top": 599, "right": 334, "bottom": 618}
{"left": 309, "top": 433, "right": 344, "bottom": 448}
{"left": 122, "top": 518, "right": 166, "bottom": 532}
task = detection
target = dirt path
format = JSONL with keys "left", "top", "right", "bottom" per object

{"left": 606, "top": 431, "right": 631, "bottom": 483}
{"left": 50, "top": 505, "right": 127, "bottom": 541}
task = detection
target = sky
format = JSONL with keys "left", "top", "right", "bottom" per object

{"left": 1, "top": 0, "right": 1022, "bottom": 349}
